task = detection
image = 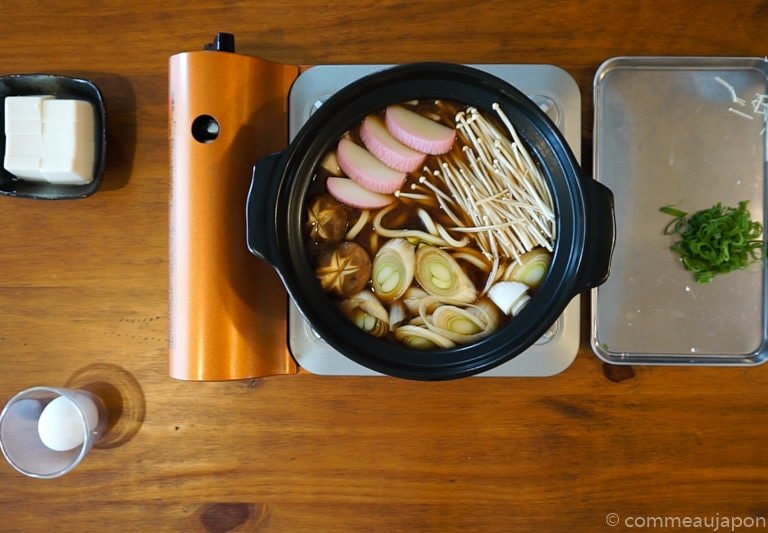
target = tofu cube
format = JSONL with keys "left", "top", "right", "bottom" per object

{"left": 4, "top": 95, "right": 53, "bottom": 122}
{"left": 5, "top": 133, "right": 43, "bottom": 157}
{"left": 42, "top": 121, "right": 94, "bottom": 160}
{"left": 3, "top": 155, "right": 45, "bottom": 181}
{"left": 40, "top": 156, "right": 94, "bottom": 184}
{"left": 43, "top": 99, "right": 94, "bottom": 124}
{"left": 6, "top": 120, "right": 42, "bottom": 135}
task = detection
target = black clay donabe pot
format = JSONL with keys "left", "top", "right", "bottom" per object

{"left": 246, "top": 62, "right": 614, "bottom": 380}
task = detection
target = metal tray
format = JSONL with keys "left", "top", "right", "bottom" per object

{"left": 591, "top": 56, "right": 768, "bottom": 366}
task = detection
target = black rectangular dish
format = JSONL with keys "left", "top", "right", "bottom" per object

{"left": 0, "top": 73, "right": 105, "bottom": 199}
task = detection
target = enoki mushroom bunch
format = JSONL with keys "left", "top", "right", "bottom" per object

{"left": 423, "top": 104, "right": 556, "bottom": 265}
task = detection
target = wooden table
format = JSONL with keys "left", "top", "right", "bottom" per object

{"left": 1, "top": 1, "right": 766, "bottom": 531}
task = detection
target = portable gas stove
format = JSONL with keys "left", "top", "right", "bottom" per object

{"left": 287, "top": 65, "right": 581, "bottom": 377}
{"left": 169, "top": 35, "right": 582, "bottom": 380}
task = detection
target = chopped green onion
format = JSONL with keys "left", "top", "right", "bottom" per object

{"left": 660, "top": 201, "right": 765, "bottom": 283}
{"left": 659, "top": 205, "right": 687, "bottom": 218}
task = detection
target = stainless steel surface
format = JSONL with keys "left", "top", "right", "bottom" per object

{"left": 592, "top": 56, "right": 768, "bottom": 366}
{"left": 288, "top": 64, "right": 582, "bottom": 377}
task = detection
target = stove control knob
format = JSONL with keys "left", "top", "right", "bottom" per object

{"left": 203, "top": 32, "right": 235, "bottom": 53}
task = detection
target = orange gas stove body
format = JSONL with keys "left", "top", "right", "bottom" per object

{"left": 169, "top": 35, "right": 299, "bottom": 380}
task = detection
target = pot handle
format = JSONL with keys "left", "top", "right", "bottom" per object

{"left": 246, "top": 152, "right": 283, "bottom": 267}
{"left": 575, "top": 179, "right": 615, "bottom": 293}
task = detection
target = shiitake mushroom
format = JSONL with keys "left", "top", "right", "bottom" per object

{"left": 314, "top": 241, "right": 372, "bottom": 298}
{"left": 306, "top": 193, "right": 348, "bottom": 244}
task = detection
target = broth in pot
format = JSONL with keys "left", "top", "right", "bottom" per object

{"left": 304, "top": 99, "right": 556, "bottom": 350}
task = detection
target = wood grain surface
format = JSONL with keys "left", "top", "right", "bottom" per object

{"left": 1, "top": 1, "right": 767, "bottom": 532}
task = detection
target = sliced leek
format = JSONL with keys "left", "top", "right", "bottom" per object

{"left": 416, "top": 297, "right": 499, "bottom": 344}
{"left": 402, "top": 287, "right": 430, "bottom": 315}
{"left": 394, "top": 325, "right": 456, "bottom": 349}
{"left": 340, "top": 290, "right": 390, "bottom": 337}
{"left": 431, "top": 306, "right": 485, "bottom": 336}
{"left": 466, "top": 298, "right": 502, "bottom": 332}
{"left": 415, "top": 245, "right": 477, "bottom": 303}
{"left": 372, "top": 238, "right": 415, "bottom": 303}
{"left": 503, "top": 248, "right": 551, "bottom": 290}
{"left": 488, "top": 281, "right": 530, "bottom": 316}
{"left": 388, "top": 300, "right": 407, "bottom": 331}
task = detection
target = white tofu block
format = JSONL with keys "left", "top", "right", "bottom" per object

{"left": 43, "top": 99, "right": 94, "bottom": 124}
{"left": 6, "top": 119, "right": 42, "bottom": 135}
{"left": 40, "top": 156, "right": 94, "bottom": 184}
{"left": 5, "top": 133, "right": 43, "bottom": 157}
{"left": 3, "top": 96, "right": 96, "bottom": 185}
{"left": 4, "top": 95, "right": 53, "bottom": 122}
{"left": 3, "top": 155, "right": 45, "bottom": 181}
{"left": 42, "top": 121, "right": 94, "bottom": 160}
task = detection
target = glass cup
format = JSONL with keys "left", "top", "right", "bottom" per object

{"left": 0, "top": 386, "right": 107, "bottom": 479}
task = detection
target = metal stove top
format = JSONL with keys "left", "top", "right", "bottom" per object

{"left": 288, "top": 64, "right": 581, "bottom": 377}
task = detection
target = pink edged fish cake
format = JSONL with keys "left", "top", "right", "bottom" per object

{"left": 385, "top": 105, "right": 456, "bottom": 155}
{"left": 359, "top": 115, "right": 426, "bottom": 172}
{"left": 336, "top": 137, "right": 407, "bottom": 194}
{"left": 326, "top": 176, "right": 394, "bottom": 209}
